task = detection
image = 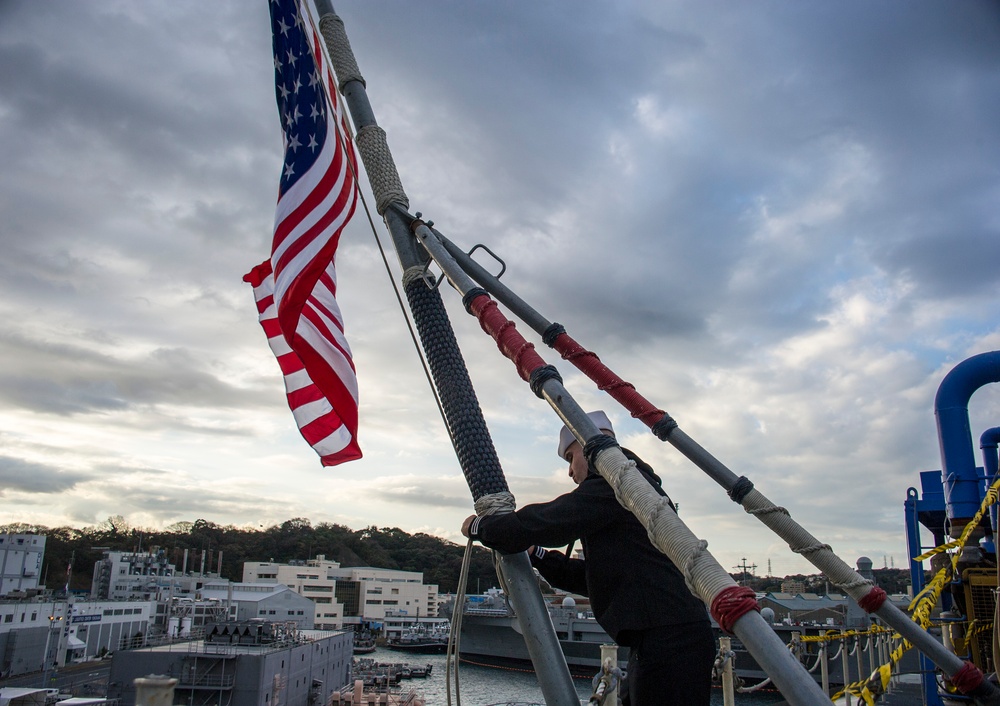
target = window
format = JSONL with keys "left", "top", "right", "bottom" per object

{"left": 3, "top": 615, "right": 11, "bottom": 623}
{"left": 365, "top": 600, "right": 381, "bottom": 605}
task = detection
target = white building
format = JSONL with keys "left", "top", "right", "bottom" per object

{"left": 91, "top": 549, "right": 175, "bottom": 601}
{"left": 0, "top": 534, "right": 45, "bottom": 596}
{"left": 242, "top": 555, "right": 438, "bottom": 630}
{"left": 0, "top": 598, "right": 151, "bottom": 677}
{"left": 91, "top": 549, "right": 221, "bottom": 601}
{"left": 199, "top": 581, "right": 315, "bottom": 630}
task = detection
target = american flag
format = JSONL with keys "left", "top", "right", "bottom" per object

{"left": 244, "top": 0, "right": 361, "bottom": 465}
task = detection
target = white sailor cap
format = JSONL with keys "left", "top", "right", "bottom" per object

{"left": 557, "top": 410, "right": 615, "bottom": 460}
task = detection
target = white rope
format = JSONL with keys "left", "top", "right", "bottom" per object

{"left": 592, "top": 447, "right": 734, "bottom": 606}
{"left": 444, "top": 492, "right": 516, "bottom": 706}
{"left": 445, "top": 539, "right": 475, "bottom": 706}
{"left": 474, "top": 491, "right": 516, "bottom": 516}
{"left": 355, "top": 125, "right": 408, "bottom": 214}
{"left": 741, "top": 488, "right": 874, "bottom": 598}
{"left": 738, "top": 676, "right": 774, "bottom": 693}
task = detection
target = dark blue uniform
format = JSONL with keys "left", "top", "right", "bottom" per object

{"left": 468, "top": 448, "right": 714, "bottom": 704}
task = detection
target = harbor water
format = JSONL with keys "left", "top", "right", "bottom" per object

{"left": 360, "top": 647, "right": 784, "bottom": 704}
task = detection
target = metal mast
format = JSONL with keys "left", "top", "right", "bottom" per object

{"left": 312, "top": 4, "right": 579, "bottom": 704}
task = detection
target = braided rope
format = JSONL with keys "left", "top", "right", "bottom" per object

{"left": 402, "top": 265, "right": 432, "bottom": 287}
{"left": 355, "top": 125, "right": 408, "bottom": 215}
{"left": 592, "top": 447, "right": 736, "bottom": 614}
{"left": 474, "top": 491, "right": 516, "bottom": 516}
{"left": 403, "top": 278, "right": 507, "bottom": 501}
{"left": 740, "top": 489, "right": 877, "bottom": 602}
{"left": 318, "top": 13, "right": 365, "bottom": 90}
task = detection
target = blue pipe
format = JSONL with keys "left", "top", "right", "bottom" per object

{"left": 982, "top": 427, "right": 1000, "bottom": 535}
{"left": 934, "top": 351, "right": 1000, "bottom": 535}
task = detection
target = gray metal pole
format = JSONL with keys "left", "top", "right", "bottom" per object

{"left": 312, "top": 8, "right": 579, "bottom": 705}
{"left": 417, "top": 224, "right": 831, "bottom": 705}
{"left": 498, "top": 552, "right": 582, "bottom": 706}
{"left": 437, "top": 229, "right": 1000, "bottom": 705}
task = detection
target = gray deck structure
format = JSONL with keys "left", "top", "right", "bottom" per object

{"left": 107, "top": 623, "right": 351, "bottom": 706}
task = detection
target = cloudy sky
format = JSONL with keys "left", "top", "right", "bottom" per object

{"left": 1, "top": 1, "right": 999, "bottom": 580}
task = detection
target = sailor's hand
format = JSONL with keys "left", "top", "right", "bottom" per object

{"left": 461, "top": 514, "right": 477, "bottom": 538}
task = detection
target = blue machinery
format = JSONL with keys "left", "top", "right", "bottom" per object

{"left": 905, "top": 351, "right": 1000, "bottom": 705}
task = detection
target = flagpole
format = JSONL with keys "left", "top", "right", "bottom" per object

{"left": 313, "top": 4, "right": 580, "bottom": 704}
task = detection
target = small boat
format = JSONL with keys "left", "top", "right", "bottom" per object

{"left": 352, "top": 633, "right": 377, "bottom": 655}
{"left": 385, "top": 624, "right": 450, "bottom": 654}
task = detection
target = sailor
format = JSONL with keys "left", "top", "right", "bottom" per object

{"left": 462, "top": 410, "right": 714, "bottom": 705}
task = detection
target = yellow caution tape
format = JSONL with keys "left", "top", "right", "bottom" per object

{"left": 796, "top": 477, "right": 1000, "bottom": 705}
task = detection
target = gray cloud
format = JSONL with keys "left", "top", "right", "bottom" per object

{"left": 0, "top": 331, "right": 263, "bottom": 415}
{"left": 0, "top": 456, "right": 90, "bottom": 494}
{"left": 0, "top": 1, "right": 997, "bottom": 575}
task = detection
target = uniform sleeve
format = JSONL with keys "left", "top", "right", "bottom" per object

{"left": 529, "top": 546, "right": 588, "bottom": 596}
{"left": 467, "top": 477, "right": 618, "bottom": 554}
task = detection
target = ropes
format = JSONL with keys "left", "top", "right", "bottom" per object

{"left": 544, "top": 327, "right": 666, "bottom": 429}
{"left": 445, "top": 540, "right": 475, "bottom": 706}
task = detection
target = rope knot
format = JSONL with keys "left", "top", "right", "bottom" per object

{"left": 651, "top": 414, "right": 678, "bottom": 439}
{"left": 583, "top": 434, "right": 618, "bottom": 467}
{"left": 857, "top": 586, "right": 887, "bottom": 614}
{"left": 541, "top": 323, "right": 566, "bottom": 347}
{"left": 529, "top": 365, "right": 562, "bottom": 398}
{"left": 711, "top": 586, "right": 760, "bottom": 634}
{"left": 474, "top": 491, "right": 516, "bottom": 517}
{"left": 949, "top": 661, "right": 984, "bottom": 693}
{"left": 728, "top": 476, "right": 755, "bottom": 504}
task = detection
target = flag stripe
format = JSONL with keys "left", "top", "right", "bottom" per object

{"left": 242, "top": 0, "right": 361, "bottom": 467}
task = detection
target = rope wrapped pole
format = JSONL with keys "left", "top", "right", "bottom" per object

{"left": 436, "top": 228, "right": 1000, "bottom": 704}
{"left": 313, "top": 7, "right": 579, "bottom": 704}
{"left": 414, "top": 223, "right": 831, "bottom": 706}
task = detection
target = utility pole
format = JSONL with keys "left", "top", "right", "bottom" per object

{"left": 734, "top": 558, "right": 758, "bottom": 586}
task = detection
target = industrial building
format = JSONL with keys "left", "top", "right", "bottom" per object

{"left": 0, "top": 534, "right": 45, "bottom": 597}
{"left": 243, "top": 555, "right": 438, "bottom": 630}
{"left": 107, "top": 622, "right": 352, "bottom": 706}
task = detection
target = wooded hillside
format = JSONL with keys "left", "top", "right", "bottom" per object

{"left": 2, "top": 517, "right": 501, "bottom": 596}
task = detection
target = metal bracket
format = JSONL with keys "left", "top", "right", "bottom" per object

{"left": 468, "top": 243, "right": 507, "bottom": 280}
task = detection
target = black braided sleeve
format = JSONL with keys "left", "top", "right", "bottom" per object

{"left": 403, "top": 278, "right": 509, "bottom": 500}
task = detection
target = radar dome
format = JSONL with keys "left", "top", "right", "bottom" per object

{"left": 561, "top": 596, "right": 576, "bottom": 609}
{"left": 761, "top": 607, "right": 775, "bottom": 624}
